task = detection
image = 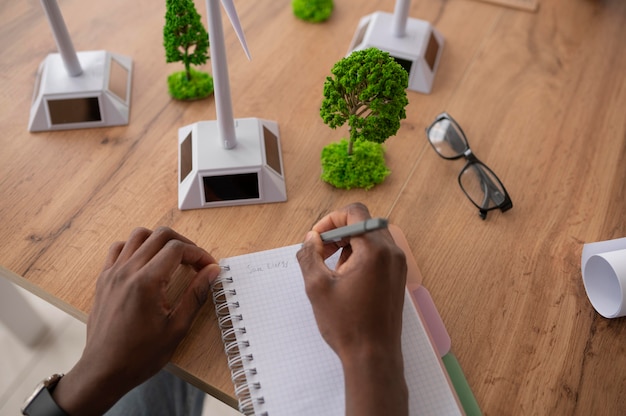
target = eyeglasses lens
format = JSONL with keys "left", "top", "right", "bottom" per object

{"left": 460, "top": 162, "right": 507, "bottom": 210}
{"left": 428, "top": 118, "right": 468, "bottom": 158}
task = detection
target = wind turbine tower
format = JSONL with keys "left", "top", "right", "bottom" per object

{"left": 348, "top": 0, "right": 444, "bottom": 94}
{"left": 177, "top": 0, "right": 287, "bottom": 210}
{"left": 29, "top": 0, "right": 132, "bottom": 132}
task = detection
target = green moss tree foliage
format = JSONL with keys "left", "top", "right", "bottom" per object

{"left": 292, "top": 0, "right": 334, "bottom": 23}
{"left": 164, "top": 0, "right": 214, "bottom": 100}
{"left": 319, "top": 48, "right": 408, "bottom": 189}
{"left": 164, "top": 0, "right": 209, "bottom": 80}
{"left": 320, "top": 48, "right": 409, "bottom": 155}
{"left": 321, "top": 139, "right": 390, "bottom": 190}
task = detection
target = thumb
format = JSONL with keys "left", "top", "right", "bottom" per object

{"left": 297, "top": 231, "right": 324, "bottom": 270}
{"left": 297, "top": 232, "right": 332, "bottom": 298}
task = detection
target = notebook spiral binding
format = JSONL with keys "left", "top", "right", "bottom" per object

{"left": 212, "top": 269, "right": 268, "bottom": 416}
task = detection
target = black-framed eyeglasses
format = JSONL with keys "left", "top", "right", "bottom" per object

{"left": 426, "top": 112, "right": 513, "bottom": 220}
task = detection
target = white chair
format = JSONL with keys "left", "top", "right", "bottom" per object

{"left": 0, "top": 277, "right": 49, "bottom": 346}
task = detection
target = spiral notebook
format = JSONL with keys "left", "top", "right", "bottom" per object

{"left": 211, "top": 243, "right": 463, "bottom": 416}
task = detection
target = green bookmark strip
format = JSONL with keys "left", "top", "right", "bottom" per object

{"left": 442, "top": 352, "right": 483, "bottom": 416}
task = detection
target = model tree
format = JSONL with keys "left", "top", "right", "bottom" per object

{"left": 292, "top": 0, "right": 334, "bottom": 23}
{"left": 320, "top": 47, "right": 409, "bottom": 189}
{"left": 163, "top": 0, "right": 213, "bottom": 100}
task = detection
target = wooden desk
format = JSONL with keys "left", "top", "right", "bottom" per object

{"left": 2, "top": 0, "right": 625, "bottom": 413}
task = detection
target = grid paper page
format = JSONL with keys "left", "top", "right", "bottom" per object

{"left": 219, "top": 244, "right": 462, "bottom": 416}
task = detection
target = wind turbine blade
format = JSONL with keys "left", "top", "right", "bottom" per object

{"left": 220, "top": 0, "right": 251, "bottom": 60}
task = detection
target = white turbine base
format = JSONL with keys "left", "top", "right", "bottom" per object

{"left": 348, "top": 12, "right": 444, "bottom": 94}
{"left": 178, "top": 117, "right": 287, "bottom": 210}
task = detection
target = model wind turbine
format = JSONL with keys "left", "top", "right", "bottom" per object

{"left": 348, "top": 0, "right": 444, "bottom": 94}
{"left": 28, "top": 0, "right": 132, "bottom": 132}
{"left": 177, "top": 0, "right": 286, "bottom": 210}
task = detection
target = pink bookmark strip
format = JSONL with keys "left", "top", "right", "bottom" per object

{"left": 408, "top": 283, "right": 452, "bottom": 357}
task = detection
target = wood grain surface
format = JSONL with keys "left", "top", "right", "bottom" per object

{"left": 1, "top": 0, "right": 625, "bottom": 413}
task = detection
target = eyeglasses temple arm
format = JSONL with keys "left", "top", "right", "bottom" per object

{"left": 472, "top": 163, "right": 513, "bottom": 214}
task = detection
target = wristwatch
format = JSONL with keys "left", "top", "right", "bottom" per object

{"left": 21, "top": 373, "right": 68, "bottom": 416}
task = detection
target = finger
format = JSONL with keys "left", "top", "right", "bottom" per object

{"left": 297, "top": 232, "right": 333, "bottom": 298}
{"left": 168, "top": 263, "right": 222, "bottom": 335}
{"left": 312, "top": 203, "right": 373, "bottom": 258}
{"left": 103, "top": 241, "right": 125, "bottom": 270}
{"left": 353, "top": 224, "right": 397, "bottom": 251}
{"left": 312, "top": 202, "right": 372, "bottom": 233}
{"left": 342, "top": 203, "right": 397, "bottom": 255}
{"left": 131, "top": 227, "right": 199, "bottom": 268}
{"left": 115, "top": 227, "right": 153, "bottom": 265}
{"left": 343, "top": 202, "right": 372, "bottom": 222}
{"left": 311, "top": 211, "right": 349, "bottom": 234}
{"left": 142, "top": 239, "right": 219, "bottom": 287}
{"left": 338, "top": 225, "right": 396, "bottom": 269}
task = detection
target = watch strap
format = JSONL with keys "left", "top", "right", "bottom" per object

{"left": 22, "top": 374, "right": 68, "bottom": 416}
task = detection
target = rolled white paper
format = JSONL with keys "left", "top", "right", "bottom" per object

{"left": 581, "top": 238, "right": 626, "bottom": 318}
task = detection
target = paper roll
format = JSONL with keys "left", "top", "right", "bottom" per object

{"left": 581, "top": 238, "right": 626, "bottom": 318}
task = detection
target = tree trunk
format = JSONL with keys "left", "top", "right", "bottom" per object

{"left": 347, "top": 127, "right": 354, "bottom": 155}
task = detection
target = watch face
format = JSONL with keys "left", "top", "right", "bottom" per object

{"left": 21, "top": 381, "right": 45, "bottom": 413}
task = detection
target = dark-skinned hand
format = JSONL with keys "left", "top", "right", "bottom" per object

{"left": 297, "top": 202, "right": 409, "bottom": 416}
{"left": 52, "top": 227, "right": 221, "bottom": 416}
